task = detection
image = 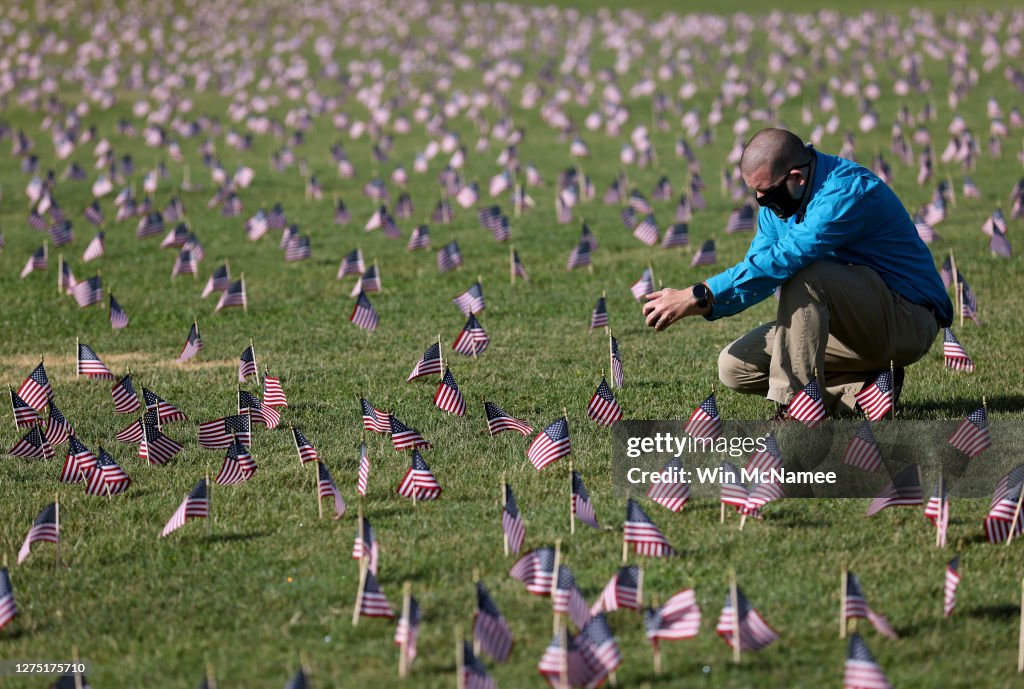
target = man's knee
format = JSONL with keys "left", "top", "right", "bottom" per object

{"left": 717, "top": 345, "right": 747, "bottom": 392}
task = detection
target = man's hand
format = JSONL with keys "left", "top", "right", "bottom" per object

{"left": 642, "top": 286, "right": 712, "bottom": 331}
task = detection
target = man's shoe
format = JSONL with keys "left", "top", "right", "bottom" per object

{"left": 771, "top": 404, "right": 791, "bottom": 422}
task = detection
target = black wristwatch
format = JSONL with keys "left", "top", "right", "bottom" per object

{"left": 692, "top": 282, "right": 710, "bottom": 309}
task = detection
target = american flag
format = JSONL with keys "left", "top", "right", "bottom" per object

{"left": 284, "top": 235, "right": 311, "bottom": 262}
{"left": 198, "top": 414, "right": 251, "bottom": 449}
{"left": 610, "top": 335, "right": 623, "bottom": 388}
{"left": 745, "top": 433, "right": 782, "bottom": 473}
{"left": 394, "top": 595, "right": 421, "bottom": 664}
{"left": 743, "top": 479, "right": 785, "bottom": 515}
{"left": 407, "top": 225, "right": 430, "bottom": 251}
{"left": 361, "top": 398, "right": 390, "bottom": 434}
{"left": 61, "top": 436, "right": 98, "bottom": 483}
{"left": 357, "top": 442, "right": 370, "bottom": 496}
{"left": 407, "top": 342, "right": 443, "bottom": 381}
{"left": 58, "top": 259, "right": 76, "bottom": 294}
{"left": 592, "top": 566, "right": 641, "bottom": 615}
{"left": 453, "top": 314, "right": 489, "bottom": 356}
{"left": 484, "top": 401, "right": 533, "bottom": 436}
{"left": 924, "top": 479, "right": 949, "bottom": 530}
{"left": 646, "top": 457, "right": 691, "bottom": 513}
{"left": 139, "top": 423, "right": 184, "bottom": 466}
{"left": 50, "top": 223, "right": 72, "bottom": 250}
{"left": 437, "top": 240, "right": 463, "bottom": 272}
{"left": 20, "top": 244, "right": 48, "bottom": 278}
{"left": 263, "top": 374, "right": 288, "bottom": 409}
{"left": 788, "top": 377, "right": 826, "bottom": 428}
{"left": 238, "top": 345, "right": 257, "bottom": 382}
{"left": 844, "top": 572, "right": 898, "bottom": 639}
{"left": 215, "top": 437, "right": 257, "bottom": 485}
{"left": 337, "top": 248, "right": 365, "bottom": 278}
{"left": 866, "top": 465, "right": 923, "bottom": 516}
{"left": 720, "top": 460, "right": 749, "bottom": 510}
{"left": 685, "top": 393, "right": 722, "bottom": 440}
{"left": 553, "top": 565, "right": 590, "bottom": 630}
{"left": 177, "top": 322, "right": 203, "bottom": 361}
{"left": 8, "top": 425, "right": 54, "bottom": 459}
{"left": 291, "top": 427, "right": 319, "bottom": 463}
{"left": 661, "top": 222, "right": 689, "bottom": 249}
{"left": 510, "top": 546, "right": 556, "bottom": 596}
{"left": 283, "top": 668, "right": 309, "bottom": 689}
{"left": 914, "top": 214, "right": 938, "bottom": 244}
{"left": 334, "top": 198, "right": 351, "bottom": 225}
{"left": 855, "top": 370, "right": 894, "bottom": 421}
{"left": 161, "top": 478, "right": 209, "bottom": 537}
{"left": 726, "top": 203, "right": 756, "bottom": 233}
{"left": 77, "top": 343, "right": 113, "bottom": 379}
{"left": 143, "top": 387, "right": 187, "bottom": 424}
{"left": 453, "top": 282, "right": 485, "bottom": 315}
{"left": 136, "top": 211, "right": 164, "bottom": 239}
{"left": 397, "top": 450, "right": 442, "bottom": 500}
{"left": 10, "top": 389, "right": 39, "bottom": 427}
{"left": 432, "top": 198, "right": 453, "bottom": 224}
{"left": 160, "top": 223, "right": 190, "bottom": 249}
{"left": 590, "top": 296, "right": 608, "bottom": 330}
{"left": 572, "top": 471, "right": 600, "bottom": 529}
{"left": 115, "top": 418, "right": 145, "bottom": 444}
{"left": 715, "top": 586, "right": 778, "bottom": 651}
{"left": 109, "top": 294, "right": 129, "bottom": 329}
{"left": 577, "top": 613, "right": 622, "bottom": 682}
{"left": 981, "top": 208, "right": 1008, "bottom": 236}
{"left": 948, "top": 405, "right": 991, "bottom": 458}
{"left": 82, "top": 232, "right": 105, "bottom": 261}
{"left": 0, "top": 568, "right": 17, "bottom": 632}
{"left": 630, "top": 268, "right": 654, "bottom": 301}
{"left": 843, "top": 422, "right": 884, "bottom": 472}
{"left": 171, "top": 248, "right": 197, "bottom": 278}
{"left": 690, "top": 239, "right": 717, "bottom": 267}
{"left": 942, "top": 328, "right": 974, "bottom": 372}
{"left": 245, "top": 210, "right": 269, "bottom": 240}
{"left": 579, "top": 223, "right": 598, "bottom": 251}
{"left": 512, "top": 248, "right": 528, "bottom": 281}
{"left": 215, "top": 279, "right": 247, "bottom": 312}
{"left": 537, "top": 628, "right": 585, "bottom": 688}
{"left": 957, "top": 272, "right": 979, "bottom": 323}
{"left": 45, "top": 400, "right": 72, "bottom": 446}
{"left": 84, "top": 201, "right": 104, "bottom": 226}
{"left": 111, "top": 373, "right": 141, "bottom": 413}
{"left": 201, "top": 264, "right": 231, "bottom": 298}
{"left": 17, "top": 363, "right": 52, "bottom": 411}
{"left": 624, "top": 498, "right": 675, "bottom": 557}
{"left": 84, "top": 447, "right": 131, "bottom": 496}
{"left": 944, "top": 555, "right": 960, "bottom": 617}
{"left": 352, "top": 515, "right": 380, "bottom": 574}
{"left": 317, "top": 461, "right": 346, "bottom": 519}
{"left": 985, "top": 467, "right": 1024, "bottom": 543}
{"left": 527, "top": 416, "right": 571, "bottom": 471}
{"left": 266, "top": 203, "right": 287, "bottom": 230}
{"left": 566, "top": 240, "right": 591, "bottom": 271}
{"left": 27, "top": 209, "right": 47, "bottom": 231}
{"left": 239, "top": 390, "right": 281, "bottom": 429}
{"left": 628, "top": 189, "right": 651, "bottom": 213}
{"left": 843, "top": 633, "right": 892, "bottom": 689}
{"left": 643, "top": 589, "right": 702, "bottom": 643}
{"left": 71, "top": 275, "right": 103, "bottom": 308}
{"left": 502, "top": 483, "right": 525, "bottom": 554}
{"left": 357, "top": 570, "right": 395, "bottom": 618}
{"left": 475, "top": 580, "right": 513, "bottom": 663}
{"left": 432, "top": 364, "right": 464, "bottom": 413}
{"left": 389, "top": 414, "right": 432, "bottom": 451}
{"left": 350, "top": 291, "right": 379, "bottom": 331}
{"left": 17, "top": 502, "right": 58, "bottom": 564}
{"left": 462, "top": 641, "right": 497, "bottom": 689}
{"left": 633, "top": 214, "right": 660, "bottom": 245}
{"left": 587, "top": 378, "right": 623, "bottom": 426}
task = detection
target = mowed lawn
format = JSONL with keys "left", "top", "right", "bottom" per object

{"left": 0, "top": 1, "right": 1022, "bottom": 687}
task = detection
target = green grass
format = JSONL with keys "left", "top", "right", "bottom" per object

{"left": 1, "top": 0, "right": 1023, "bottom": 687}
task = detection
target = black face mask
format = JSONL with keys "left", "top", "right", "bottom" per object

{"left": 756, "top": 160, "right": 811, "bottom": 219}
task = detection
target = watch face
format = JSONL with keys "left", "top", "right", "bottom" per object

{"left": 692, "top": 283, "right": 708, "bottom": 300}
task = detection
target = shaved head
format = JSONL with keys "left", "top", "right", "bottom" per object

{"left": 740, "top": 128, "right": 810, "bottom": 180}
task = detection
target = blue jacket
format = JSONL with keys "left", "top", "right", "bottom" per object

{"left": 705, "top": 150, "right": 953, "bottom": 326}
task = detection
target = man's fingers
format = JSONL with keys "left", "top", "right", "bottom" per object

{"left": 645, "top": 306, "right": 661, "bottom": 328}
{"left": 641, "top": 301, "right": 657, "bottom": 317}
{"left": 644, "top": 290, "right": 663, "bottom": 301}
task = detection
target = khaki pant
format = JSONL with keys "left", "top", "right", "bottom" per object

{"left": 717, "top": 261, "right": 940, "bottom": 413}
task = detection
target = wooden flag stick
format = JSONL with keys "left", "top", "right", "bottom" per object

{"left": 652, "top": 593, "right": 662, "bottom": 676}
{"left": 1007, "top": 478, "right": 1024, "bottom": 548}
{"left": 471, "top": 569, "right": 482, "bottom": 655}
{"left": 316, "top": 460, "right": 323, "bottom": 520}
{"left": 399, "top": 581, "right": 412, "bottom": 678}
{"left": 75, "top": 337, "right": 79, "bottom": 378}
{"left": 551, "top": 540, "right": 563, "bottom": 634}
{"left": 509, "top": 244, "right": 515, "bottom": 284}
{"left": 455, "top": 625, "right": 466, "bottom": 689}
{"left": 937, "top": 470, "right": 945, "bottom": 548}
{"left": 840, "top": 562, "right": 848, "bottom": 638}
{"left": 251, "top": 338, "right": 260, "bottom": 388}
{"left": 241, "top": 273, "right": 248, "bottom": 315}
{"left": 9, "top": 388, "right": 19, "bottom": 431}
{"left": 730, "top": 570, "right": 741, "bottom": 664}
{"left": 636, "top": 567, "right": 645, "bottom": 608}
{"left": 206, "top": 661, "right": 217, "bottom": 689}
{"left": 72, "top": 644, "right": 83, "bottom": 689}
{"left": 559, "top": 617, "right": 570, "bottom": 689}
{"left": 608, "top": 330, "right": 615, "bottom": 387}
{"left": 58, "top": 254, "right": 64, "bottom": 295}
{"left": 290, "top": 426, "right": 303, "bottom": 467}
{"left": 206, "top": 470, "right": 212, "bottom": 536}
{"left": 569, "top": 458, "right": 575, "bottom": 535}
{"left": 353, "top": 547, "right": 367, "bottom": 626}
{"left": 501, "top": 473, "right": 509, "bottom": 556}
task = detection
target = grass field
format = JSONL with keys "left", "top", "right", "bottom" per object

{"left": 1, "top": 0, "right": 1023, "bottom": 687}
